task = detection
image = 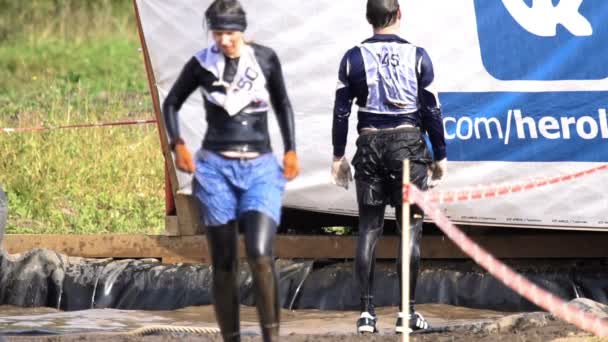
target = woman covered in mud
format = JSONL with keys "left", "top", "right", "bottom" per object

{"left": 162, "top": 0, "right": 299, "bottom": 341}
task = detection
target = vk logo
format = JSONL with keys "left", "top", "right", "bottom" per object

{"left": 502, "top": 0, "right": 592, "bottom": 37}
{"left": 473, "top": 0, "right": 608, "bottom": 80}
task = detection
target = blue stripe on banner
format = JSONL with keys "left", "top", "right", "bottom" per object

{"left": 439, "top": 92, "right": 608, "bottom": 162}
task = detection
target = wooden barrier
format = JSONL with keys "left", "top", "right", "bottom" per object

{"left": 4, "top": 232, "right": 608, "bottom": 264}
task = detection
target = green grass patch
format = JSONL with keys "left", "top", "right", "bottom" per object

{"left": 0, "top": 1, "right": 165, "bottom": 234}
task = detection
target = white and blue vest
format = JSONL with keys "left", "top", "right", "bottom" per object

{"left": 358, "top": 41, "right": 419, "bottom": 114}
{"left": 195, "top": 44, "right": 270, "bottom": 116}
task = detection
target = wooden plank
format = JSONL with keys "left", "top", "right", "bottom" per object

{"left": 3, "top": 234, "right": 222, "bottom": 263}
{"left": 164, "top": 215, "right": 180, "bottom": 236}
{"left": 4, "top": 232, "right": 608, "bottom": 263}
{"left": 174, "top": 194, "right": 205, "bottom": 236}
{"left": 274, "top": 235, "right": 464, "bottom": 259}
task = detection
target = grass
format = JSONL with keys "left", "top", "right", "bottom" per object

{"left": 0, "top": 1, "right": 165, "bottom": 234}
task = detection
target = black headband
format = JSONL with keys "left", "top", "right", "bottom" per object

{"left": 206, "top": 14, "right": 247, "bottom": 32}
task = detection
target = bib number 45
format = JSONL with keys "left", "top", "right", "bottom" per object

{"left": 377, "top": 53, "right": 400, "bottom": 67}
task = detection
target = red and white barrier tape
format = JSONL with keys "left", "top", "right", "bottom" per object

{"left": 426, "top": 164, "right": 608, "bottom": 204}
{"left": 407, "top": 185, "right": 608, "bottom": 337}
{"left": 0, "top": 119, "right": 157, "bottom": 133}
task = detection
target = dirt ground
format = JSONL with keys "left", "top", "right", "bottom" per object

{"left": 1, "top": 327, "right": 600, "bottom": 342}
{"left": 0, "top": 304, "right": 604, "bottom": 342}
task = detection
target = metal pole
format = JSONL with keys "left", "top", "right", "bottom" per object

{"left": 402, "top": 160, "right": 410, "bottom": 342}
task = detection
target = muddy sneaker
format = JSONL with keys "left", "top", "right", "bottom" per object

{"left": 396, "top": 311, "right": 429, "bottom": 333}
{"left": 357, "top": 311, "right": 377, "bottom": 334}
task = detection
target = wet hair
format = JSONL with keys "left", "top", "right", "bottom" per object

{"left": 366, "top": 0, "right": 400, "bottom": 29}
{"left": 205, "top": 0, "right": 247, "bottom": 32}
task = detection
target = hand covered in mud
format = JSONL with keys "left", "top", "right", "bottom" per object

{"left": 283, "top": 150, "right": 300, "bottom": 181}
{"left": 331, "top": 156, "right": 352, "bottom": 190}
{"left": 428, "top": 158, "right": 447, "bottom": 188}
{"left": 172, "top": 139, "right": 195, "bottom": 174}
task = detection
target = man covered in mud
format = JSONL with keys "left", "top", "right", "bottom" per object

{"left": 330, "top": 0, "right": 447, "bottom": 334}
{"left": 162, "top": 0, "right": 299, "bottom": 341}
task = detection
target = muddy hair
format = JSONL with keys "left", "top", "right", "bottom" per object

{"left": 366, "top": 0, "right": 400, "bottom": 29}
{"left": 204, "top": 0, "right": 248, "bottom": 31}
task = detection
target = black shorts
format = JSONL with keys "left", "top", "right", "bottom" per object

{"left": 352, "top": 127, "right": 432, "bottom": 207}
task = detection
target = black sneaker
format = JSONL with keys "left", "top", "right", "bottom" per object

{"left": 357, "top": 311, "right": 377, "bottom": 334}
{"left": 396, "top": 311, "right": 429, "bottom": 334}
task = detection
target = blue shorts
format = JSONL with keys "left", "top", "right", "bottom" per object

{"left": 192, "top": 150, "right": 286, "bottom": 227}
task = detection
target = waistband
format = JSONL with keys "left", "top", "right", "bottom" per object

{"left": 199, "top": 149, "right": 274, "bottom": 164}
{"left": 359, "top": 125, "right": 420, "bottom": 136}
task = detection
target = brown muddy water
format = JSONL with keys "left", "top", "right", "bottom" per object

{"left": 0, "top": 304, "right": 595, "bottom": 341}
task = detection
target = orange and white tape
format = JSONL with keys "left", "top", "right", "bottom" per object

{"left": 425, "top": 164, "right": 608, "bottom": 204}
{"left": 406, "top": 184, "right": 608, "bottom": 337}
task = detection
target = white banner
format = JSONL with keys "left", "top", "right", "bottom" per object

{"left": 135, "top": 0, "right": 608, "bottom": 230}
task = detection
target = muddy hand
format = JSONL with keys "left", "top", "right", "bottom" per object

{"left": 331, "top": 156, "right": 352, "bottom": 190}
{"left": 427, "top": 158, "right": 447, "bottom": 188}
{"left": 283, "top": 150, "right": 300, "bottom": 181}
{"left": 173, "top": 140, "right": 195, "bottom": 174}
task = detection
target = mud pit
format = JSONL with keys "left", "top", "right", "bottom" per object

{"left": 3, "top": 250, "right": 608, "bottom": 341}
{"left": 1, "top": 303, "right": 602, "bottom": 342}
